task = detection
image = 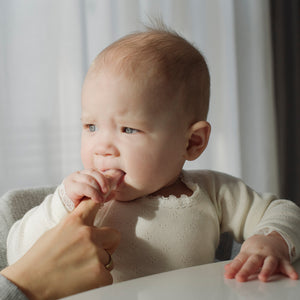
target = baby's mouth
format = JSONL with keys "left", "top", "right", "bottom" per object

{"left": 102, "top": 169, "right": 125, "bottom": 190}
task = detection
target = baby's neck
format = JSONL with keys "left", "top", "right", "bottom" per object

{"left": 151, "top": 178, "right": 193, "bottom": 198}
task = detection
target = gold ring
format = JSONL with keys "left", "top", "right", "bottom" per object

{"left": 104, "top": 250, "right": 113, "bottom": 271}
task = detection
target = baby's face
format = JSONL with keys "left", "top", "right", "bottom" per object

{"left": 80, "top": 67, "right": 190, "bottom": 201}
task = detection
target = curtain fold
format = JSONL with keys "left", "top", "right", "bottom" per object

{"left": 0, "top": 0, "right": 279, "bottom": 196}
{"left": 270, "top": 0, "right": 300, "bottom": 204}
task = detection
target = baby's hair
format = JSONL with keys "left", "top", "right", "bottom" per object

{"left": 89, "top": 22, "right": 210, "bottom": 121}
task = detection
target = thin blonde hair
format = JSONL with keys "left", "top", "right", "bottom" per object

{"left": 88, "top": 25, "right": 210, "bottom": 121}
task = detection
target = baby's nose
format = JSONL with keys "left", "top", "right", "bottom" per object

{"left": 94, "top": 134, "right": 119, "bottom": 157}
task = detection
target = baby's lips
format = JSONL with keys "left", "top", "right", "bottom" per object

{"left": 102, "top": 169, "right": 125, "bottom": 191}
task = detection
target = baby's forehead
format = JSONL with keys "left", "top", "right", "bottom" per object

{"left": 84, "top": 64, "right": 182, "bottom": 118}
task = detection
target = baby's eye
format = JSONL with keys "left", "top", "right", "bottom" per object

{"left": 88, "top": 124, "right": 97, "bottom": 132}
{"left": 122, "top": 127, "right": 139, "bottom": 134}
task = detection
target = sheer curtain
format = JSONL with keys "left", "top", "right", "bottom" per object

{"left": 0, "top": 0, "right": 278, "bottom": 196}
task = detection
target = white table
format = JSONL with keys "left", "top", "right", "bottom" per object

{"left": 63, "top": 260, "right": 300, "bottom": 299}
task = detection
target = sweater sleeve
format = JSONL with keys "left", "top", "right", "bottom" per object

{"left": 199, "top": 171, "right": 300, "bottom": 262}
{"left": 6, "top": 186, "right": 69, "bottom": 265}
{"left": 251, "top": 200, "right": 299, "bottom": 262}
{"left": 0, "top": 274, "right": 28, "bottom": 300}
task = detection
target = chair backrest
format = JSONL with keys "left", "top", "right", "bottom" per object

{"left": 0, "top": 186, "right": 56, "bottom": 269}
{"left": 215, "top": 232, "right": 233, "bottom": 261}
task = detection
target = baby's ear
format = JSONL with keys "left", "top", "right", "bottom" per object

{"left": 185, "top": 121, "right": 211, "bottom": 161}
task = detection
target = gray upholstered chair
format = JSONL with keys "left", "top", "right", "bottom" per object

{"left": 0, "top": 186, "right": 56, "bottom": 269}
{"left": 0, "top": 186, "right": 240, "bottom": 270}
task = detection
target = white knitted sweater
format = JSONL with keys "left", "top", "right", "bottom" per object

{"left": 7, "top": 170, "right": 300, "bottom": 283}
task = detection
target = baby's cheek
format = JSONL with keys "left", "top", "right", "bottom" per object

{"left": 81, "top": 150, "right": 92, "bottom": 169}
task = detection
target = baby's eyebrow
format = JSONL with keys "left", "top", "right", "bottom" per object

{"left": 80, "top": 115, "right": 95, "bottom": 123}
{"left": 81, "top": 111, "right": 92, "bottom": 119}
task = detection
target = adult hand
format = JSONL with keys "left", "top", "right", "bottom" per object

{"left": 1, "top": 199, "right": 120, "bottom": 300}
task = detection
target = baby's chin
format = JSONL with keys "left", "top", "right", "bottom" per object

{"left": 114, "top": 192, "right": 139, "bottom": 202}
{"left": 113, "top": 176, "right": 163, "bottom": 202}
{"left": 113, "top": 187, "right": 149, "bottom": 202}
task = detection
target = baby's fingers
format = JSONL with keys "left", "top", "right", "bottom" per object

{"left": 279, "top": 260, "right": 299, "bottom": 280}
{"left": 67, "top": 181, "right": 104, "bottom": 204}
{"left": 236, "top": 255, "right": 265, "bottom": 282}
{"left": 258, "top": 256, "right": 278, "bottom": 282}
{"left": 224, "top": 253, "right": 247, "bottom": 279}
{"left": 80, "top": 169, "right": 110, "bottom": 194}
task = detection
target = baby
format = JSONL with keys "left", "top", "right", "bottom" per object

{"left": 7, "top": 26, "right": 300, "bottom": 283}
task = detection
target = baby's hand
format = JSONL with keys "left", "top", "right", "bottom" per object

{"left": 224, "top": 232, "right": 299, "bottom": 282}
{"left": 62, "top": 169, "right": 124, "bottom": 209}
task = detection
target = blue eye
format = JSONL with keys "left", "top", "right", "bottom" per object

{"left": 123, "top": 127, "right": 139, "bottom": 134}
{"left": 88, "top": 124, "right": 97, "bottom": 132}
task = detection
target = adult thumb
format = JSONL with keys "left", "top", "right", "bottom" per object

{"left": 71, "top": 199, "right": 101, "bottom": 226}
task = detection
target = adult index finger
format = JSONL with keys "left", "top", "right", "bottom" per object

{"left": 72, "top": 198, "right": 101, "bottom": 226}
